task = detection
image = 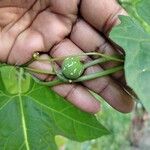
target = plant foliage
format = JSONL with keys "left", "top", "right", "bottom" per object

{"left": 0, "top": 66, "right": 108, "bottom": 150}
{"left": 110, "top": 0, "right": 150, "bottom": 111}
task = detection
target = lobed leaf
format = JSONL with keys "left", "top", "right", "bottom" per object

{"left": 110, "top": 0, "right": 150, "bottom": 111}
{"left": 0, "top": 66, "right": 109, "bottom": 150}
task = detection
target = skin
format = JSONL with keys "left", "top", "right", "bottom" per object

{"left": 0, "top": 0, "right": 134, "bottom": 114}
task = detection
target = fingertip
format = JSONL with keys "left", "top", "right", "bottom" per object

{"left": 119, "top": 99, "right": 135, "bottom": 113}
{"left": 88, "top": 100, "right": 101, "bottom": 114}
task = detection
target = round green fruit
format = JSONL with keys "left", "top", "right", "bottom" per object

{"left": 62, "top": 57, "right": 84, "bottom": 80}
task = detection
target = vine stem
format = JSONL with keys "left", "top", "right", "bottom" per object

{"left": 33, "top": 77, "right": 63, "bottom": 86}
{"left": 24, "top": 52, "right": 124, "bottom": 87}
{"left": 84, "top": 58, "right": 108, "bottom": 69}
{"left": 24, "top": 67, "right": 56, "bottom": 75}
{"left": 74, "top": 66, "right": 123, "bottom": 82}
{"left": 34, "top": 66, "right": 123, "bottom": 87}
{"left": 33, "top": 52, "right": 124, "bottom": 63}
{"left": 24, "top": 57, "right": 123, "bottom": 75}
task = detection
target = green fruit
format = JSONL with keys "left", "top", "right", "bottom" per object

{"left": 62, "top": 57, "right": 84, "bottom": 80}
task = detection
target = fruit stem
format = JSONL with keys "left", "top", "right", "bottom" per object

{"left": 24, "top": 67, "right": 56, "bottom": 75}
{"left": 33, "top": 77, "right": 63, "bottom": 87}
{"left": 32, "top": 52, "right": 124, "bottom": 63}
{"left": 74, "top": 66, "right": 124, "bottom": 82}
{"left": 35, "top": 66, "right": 123, "bottom": 87}
{"left": 85, "top": 52, "right": 124, "bottom": 62}
{"left": 84, "top": 58, "right": 109, "bottom": 68}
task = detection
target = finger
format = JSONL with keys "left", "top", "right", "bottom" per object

{"left": 49, "top": 0, "right": 79, "bottom": 16}
{"left": 70, "top": 19, "right": 123, "bottom": 79}
{"left": 1, "top": 0, "right": 57, "bottom": 63}
{"left": 4, "top": 0, "right": 78, "bottom": 64}
{"left": 80, "top": 0, "right": 127, "bottom": 34}
{"left": 7, "top": 10, "right": 73, "bottom": 65}
{"left": 50, "top": 39, "right": 134, "bottom": 113}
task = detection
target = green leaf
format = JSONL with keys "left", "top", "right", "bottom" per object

{"left": 118, "top": 0, "right": 150, "bottom": 33}
{"left": 110, "top": 15, "right": 150, "bottom": 111}
{"left": 0, "top": 66, "right": 109, "bottom": 150}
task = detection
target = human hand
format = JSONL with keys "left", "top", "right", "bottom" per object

{"left": 0, "top": 0, "right": 134, "bottom": 114}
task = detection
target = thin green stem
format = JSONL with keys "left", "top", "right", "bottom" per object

{"left": 85, "top": 52, "right": 124, "bottom": 62}
{"left": 33, "top": 77, "right": 64, "bottom": 86}
{"left": 73, "top": 66, "right": 124, "bottom": 83}
{"left": 21, "top": 59, "right": 35, "bottom": 67}
{"left": 56, "top": 71, "right": 69, "bottom": 82}
{"left": 27, "top": 52, "right": 124, "bottom": 87}
{"left": 84, "top": 58, "right": 109, "bottom": 69}
{"left": 33, "top": 52, "right": 124, "bottom": 63}
{"left": 34, "top": 66, "right": 123, "bottom": 87}
{"left": 24, "top": 67, "right": 56, "bottom": 75}
{"left": 24, "top": 56, "right": 122, "bottom": 76}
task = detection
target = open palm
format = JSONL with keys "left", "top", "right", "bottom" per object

{"left": 0, "top": 0, "right": 134, "bottom": 113}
